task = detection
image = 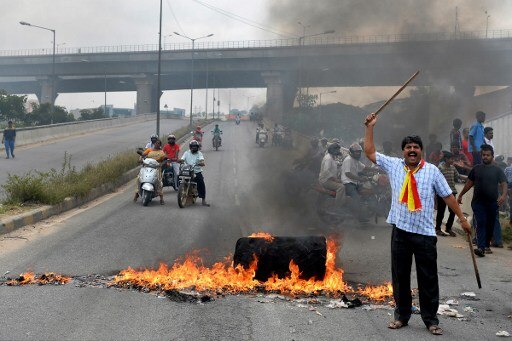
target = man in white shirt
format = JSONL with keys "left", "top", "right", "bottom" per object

{"left": 319, "top": 143, "right": 345, "bottom": 207}
{"left": 483, "top": 127, "right": 495, "bottom": 152}
{"left": 180, "top": 140, "right": 210, "bottom": 206}
{"left": 341, "top": 143, "right": 370, "bottom": 222}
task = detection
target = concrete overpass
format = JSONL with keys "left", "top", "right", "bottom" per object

{"left": 1, "top": 30, "right": 512, "bottom": 122}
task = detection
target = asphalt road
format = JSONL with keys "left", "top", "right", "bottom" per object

{"left": 0, "top": 118, "right": 188, "bottom": 189}
{"left": 0, "top": 121, "right": 511, "bottom": 340}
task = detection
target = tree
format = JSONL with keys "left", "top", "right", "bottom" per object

{"left": 0, "top": 90, "right": 27, "bottom": 122}
{"left": 27, "top": 103, "right": 75, "bottom": 125}
{"left": 79, "top": 107, "right": 106, "bottom": 121}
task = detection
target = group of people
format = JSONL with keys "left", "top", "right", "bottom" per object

{"left": 134, "top": 132, "right": 209, "bottom": 207}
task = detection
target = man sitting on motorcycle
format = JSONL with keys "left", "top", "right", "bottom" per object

{"left": 256, "top": 123, "right": 268, "bottom": 144}
{"left": 145, "top": 134, "right": 158, "bottom": 149}
{"left": 135, "top": 139, "right": 166, "bottom": 204}
{"left": 319, "top": 142, "right": 346, "bottom": 209}
{"left": 162, "top": 134, "right": 181, "bottom": 189}
{"left": 341, "top": 143, "right": 373, "bottom": 222}
{"left": 180, "top": 140, "right": 210, "bottom": 207}
{"left": 212, "top": 124, "right": 222, "bottom": 146}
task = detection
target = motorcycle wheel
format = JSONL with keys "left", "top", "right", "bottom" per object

{"left": 315, "top": 195, "right": 345, "bottom": 225}
{"left": 177, "top": 183, "right": 188, "bottom": 208}
{"left": 142, "top": 189, "right": 152, "bottom": 206}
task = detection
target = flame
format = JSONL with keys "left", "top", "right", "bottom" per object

{"left": 7, "top": 272, "right": 71, "bottom": 286}
{"left": 114, "top": 235, "right": 393, "bottom": 301}
{"left": 248, "top": 232, "right": 274, "bottom": 242}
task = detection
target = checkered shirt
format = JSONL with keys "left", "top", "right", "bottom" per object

{"left": 376, "top": 152, "right": 453, "bottom": 236}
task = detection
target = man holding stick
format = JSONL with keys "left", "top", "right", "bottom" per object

{"left": 364, "top": 112, "right": 471, "bottom": 335}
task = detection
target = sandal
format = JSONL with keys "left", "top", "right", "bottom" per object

{"left": 388, "top": 320, "right": 408, "bottom": 329}
{"left": 428, "top": 325, "right": 443, "bottom": 335}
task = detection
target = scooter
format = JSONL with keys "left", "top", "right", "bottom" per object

{"left": 235, "top": 117, "right": 241, "bottom": 125}
{"left": 258, "top": 132, "right": 268, "bottom": 148}
{"left": 137, "top": 158, "right": 161, "bottom": 206}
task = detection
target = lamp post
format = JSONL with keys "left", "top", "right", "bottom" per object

{"left": 296, "top": 23, "right": 335, "bottom": 105}
{"left": 20, "top": 21, "right": 56, "bottom": 124}
{"left": 174, "top": 32, "right": 214, "bottom": 127}
{"left": 485, "top": 11, "right": 490, "bottom": 38}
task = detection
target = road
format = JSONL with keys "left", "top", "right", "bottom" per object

{"left": 0, "top": 121, "right": 511, "bottom": 340}
{"left": 0, "top": 118, "right": 188, "bottom": 189}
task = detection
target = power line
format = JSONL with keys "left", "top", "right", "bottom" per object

{"left": 190, "top": 0, "right": 296, "bottom": 38}
{"left": 165, "top": 0, "right": 186, "bottom": 36}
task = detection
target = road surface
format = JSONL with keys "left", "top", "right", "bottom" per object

{"left": 0, "top": 121, "right": 511, "bottom": 340}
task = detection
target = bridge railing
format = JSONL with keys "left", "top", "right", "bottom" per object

{"left": 2, "top": 29, "right": 512, "bottom": 57}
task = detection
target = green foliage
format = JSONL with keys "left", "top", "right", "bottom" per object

{"left": 0, "top": 90, "right": 27, "bottom": 123}
{"left": 296, "top": 93, "right": 318, "bottom": 108}
{"left": 79, "top": 107, "right": 107, "bottom": 121}
{"left": 26, "top": 103, "right": 75, "bottom": 125}
{"left": 2, "top": 151, "right": 139, "bottom": 205}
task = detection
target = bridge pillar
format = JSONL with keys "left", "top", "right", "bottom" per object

{"left": 135, "top": 76, "right": 155, "bottom": 115}
{"left": 37, "top": 78, "right": 58, "bottom": 105}
{"left": 262, "top": 71, "right": 285, "bottom": 123}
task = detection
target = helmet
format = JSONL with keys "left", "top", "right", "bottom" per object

{"left": 150, "top": 134, "right": 158, "bottom": 139}
{"left": 320, "top": 137, "right": 328, "bottom": 143}
{"left": 332, "top": 138, "right": 340, "bottom": 144}
{"left": 349, "top": 143, "right": 362, "bottom": 154}
{"left": 189, "top": 140, "right": 200, "bottom": 148}
{"left": 327, "top": 142, "right": 341, "bottom": 154}
{"left": 167, "top": 134, "right": 176, "bottom": 139}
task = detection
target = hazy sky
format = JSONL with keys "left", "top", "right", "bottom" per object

{"left": 2, "top": 0, "right": 512, "bottom": 112}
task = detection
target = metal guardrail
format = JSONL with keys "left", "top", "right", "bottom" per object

{"left": 1, "top": 29, "right": 512, "bottom": 57}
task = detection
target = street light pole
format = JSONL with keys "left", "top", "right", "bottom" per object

{"left": 485, "top": 11, "right": 490, "bottom": 38}
{"left": 156, "top": 0, "right": 163, "bottom": 136}
{"left": 20, "top": 21, "right": 56, "bottom": 124}
{"left": 174, "top": 32, "right": 214, "bottom": 127}
{"left": 104, "top": 70, "right": 107, "bottom": 117}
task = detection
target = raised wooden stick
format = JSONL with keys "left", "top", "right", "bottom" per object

{"left": 374, "top": 70, "right": 420, "bottom": 116}
{"left": 467, "top": 232, "right": 482, "bottom": 289}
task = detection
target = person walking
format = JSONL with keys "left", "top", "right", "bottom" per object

{"left": 364, "top": 112, "right": 471, "bottom": 336}
{"left": 469, "top": 111, "right": 486, "bottom": 165}
{"left": 435, "top": 151, "right": 466, "bottom": 237}
{"left": 2, "top": 120, "right": 16, "bottom": 159}
{"left": 458, "top": 144, "right": 508, "bottom": 256}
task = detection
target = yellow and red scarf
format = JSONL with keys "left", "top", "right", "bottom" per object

{"left": 399, "top": 160, "right": 425, "bottom": 212}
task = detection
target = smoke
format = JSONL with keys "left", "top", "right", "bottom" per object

{"left": 267, "top": 0, "right": 504, "bottom": 37}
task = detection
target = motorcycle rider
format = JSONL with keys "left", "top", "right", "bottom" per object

{"left": 341, "top": 143, "right": 371, "bottom": 222}
{"left": 180, "top": 140, "right": 210, "bottom": 207}
{"left": 256, "top": 123, "right": 268, "bottom": 144}
{"left": 145, "top": 134, "right": 158, "bottom": 149}
{"left": 320, "top": 138, "right": 328, "bottom": 154}
{"left": 193, "top": 126, "right": 204, "bottom": 144}
{"left": 162, "top": 134, "right": 181, "bottom": 189}
{"left": 212, "top": 124, "right": 222, "bottom": 146}
{"left": 135, "top": 139, "right": 166, "bottom": 205}
{"left": 319, "top": 142, "right": 346, "bottom": 209}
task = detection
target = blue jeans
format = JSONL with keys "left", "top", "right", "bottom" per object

{"left": 472, "top": 201, "right": 498, "bottom": 249}
{"left": 4, "top": 139, "right": 14, "bottom": 158}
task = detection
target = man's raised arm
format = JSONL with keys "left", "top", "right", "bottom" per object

{"left": 364, "top": 113, "right": 378, "bottom": 164}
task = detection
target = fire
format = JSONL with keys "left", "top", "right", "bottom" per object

{"left": 114, "top": 235, "right": 393, "bottom": 300}
{"left": 248, "top": 232, "right": 274, "bottom": 242}
{"left": 6, "top": 272, "right": 71, "bottom": 286}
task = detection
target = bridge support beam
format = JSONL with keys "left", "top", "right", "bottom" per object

{"left": 135, "top": 76, "right": 155, "bottom": 115}
{"left": 262, "top": 71, "right": 285, "bottom": 123}
{"left": 37, "top": 78, "right": 58, "bottom": 105}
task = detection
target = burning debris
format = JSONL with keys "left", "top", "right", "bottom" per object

{"left": 4, "top": 272, "right": 71, "bottom": 286}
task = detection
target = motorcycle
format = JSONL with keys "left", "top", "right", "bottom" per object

{"left": 272, "top": 131, "right": 284, "bottom": 146}
{"left": 137, "top": 158, "right": 161, "bottom": 206}
{"left": 177, "top": 163, "right": 199, "bottom": 208}
{"left": 212, "top": 131, "right": 222, "bottom": 151}
{"left": 235, "top": 117, "right": 241, "bottom": 125}
{"left": 313, "top": 171, "right": 390, "bottom": 225}
{"left": 162, "top": 159, "right": 179, "bottom": 191}
{"left": 257, "top": 131, "right": 268, "bottom": 148}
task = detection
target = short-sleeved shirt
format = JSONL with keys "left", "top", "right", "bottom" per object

{"left": 162, "top": 143, "right": 180, "bottom": 161}
{"left": 504, "top": 166, "right": 512, "bottom": 185}
{"left": 376, "top": 153, "right": 452, "bottom": 236}
{"left": 469, "top": 122, "right": 484, "bottom": 152}
{"left": 341, "top": 155, "right": 365, "bottom": 185}
{"left": 319, "top": 153, "right": 337, "bottom": 184}
{"left": 468, "top": 164, "right": 507, "bottom": 203}
{"left": 438, "top": 163, "right": 461, "bottom": 194}
{"left": 3, "top": 128, "right": 16, "bottom": 141}
{"left": 180, "top": 150, "right": 205, "bottom": 173}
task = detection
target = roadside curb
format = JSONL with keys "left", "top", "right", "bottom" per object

{"left": 0, "top": 119, "right": 216, "bottom": 236}
{"left": 0, "top": 167, "right": 139, "bottom": 236}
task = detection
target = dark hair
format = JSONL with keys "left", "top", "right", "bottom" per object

{"left": 327, "top": 143, "right": 341, "bottom": 154}
{"left": 480, "top": 144, "right": 494, "bottom": 156}
{"left": 453, "top": 118, "right": 462, "bottom": 128}
{"left": 442, "top": 150, "right": 453, "bottom": 159}
{"left": 7, "top": 120, "right": 13, "bottom": 124}
{"left": 476, "top": 111, "right": 486, "bottom": 118}
{"left": 401, "top": 135, "right": 423, "bottom": 150}
{"left": 484, "top": 127, "right": 493, "bottom": 134}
